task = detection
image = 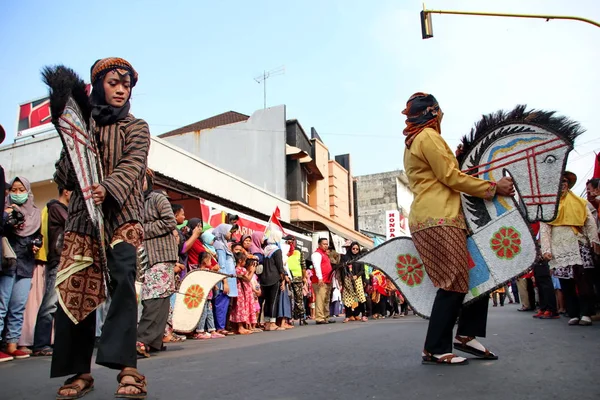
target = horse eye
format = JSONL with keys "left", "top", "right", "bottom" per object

{"left": 543, "top": 155, "right": 556, "bottom": 164}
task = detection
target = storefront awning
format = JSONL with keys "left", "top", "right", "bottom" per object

{"left": 286, "top": 144, "right": 324, "bottom": 180}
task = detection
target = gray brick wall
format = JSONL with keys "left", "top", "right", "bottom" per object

{"left": 356, "top": 171, "right": 412, "bottom": 236}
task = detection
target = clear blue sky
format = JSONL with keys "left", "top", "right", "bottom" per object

{"left": 1, "top": 0, "right": 599, "bottom": 194}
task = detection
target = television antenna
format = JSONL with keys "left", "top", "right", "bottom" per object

{"left": 254, "top": 66, "right": 285, "bottom": 109}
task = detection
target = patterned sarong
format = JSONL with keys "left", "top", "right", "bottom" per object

{"left": 342, "top": 275, "right": 367, "bottom": 309}
{"left": 56, "top": 223, "right": 143, "bottom": 324}
{"left": 412, "top": 226, "right": 470, "bottom": 293}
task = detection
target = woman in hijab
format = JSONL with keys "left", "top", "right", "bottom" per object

{"left": 241, "top": 234, "right": 252, "bottom": 253}
{"left": 249, "top": 231, "right": 265, "bottom": 261}
{"left": 540, "top": 171, "right": 600, "bottom": 326}
{"left": 261, "top": 230, "right": 286, "bottom": 331}
{"left": 0, "top": 177, "right": 42, "bottom": 361}
{"left": 212, "top": 224, "right": 237, "bottom": 335}
{"left": 184, "top": 218, "right": 215, "bottom": 271}
{"left": 52, "top": 57, "right": 149, "bottom": 398}
{"left": 338, "top": 242, "right": 367, "bottom": 323}
{"left": 402, "top": 92, "right": 514, "bottom": 365}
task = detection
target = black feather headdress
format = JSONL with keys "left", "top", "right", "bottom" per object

{"left": 457, "top": 105, "right": 584, "bottom": 165}
{"left": 41, "top": 65, "right": 91, "bottom": 129}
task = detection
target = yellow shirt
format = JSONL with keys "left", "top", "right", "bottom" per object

{"left": 404, "top": 128, "right": 496, "bottom": 233}
{"left": 35, "top": 205, "right": 48, "bottom": 263}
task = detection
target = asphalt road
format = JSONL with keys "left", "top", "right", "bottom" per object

{"left": 1, "top": 304, "right": 599, "bottom": 400}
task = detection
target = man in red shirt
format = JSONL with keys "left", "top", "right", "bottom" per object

{"left": 310, "top": 238, "right": 335, "bottom": 324}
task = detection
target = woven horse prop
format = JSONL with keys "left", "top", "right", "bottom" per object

{"left": 356, "top": 105, "right": 583, "bottom": 318}
{"left": 42, "top": 66, "right": 108, "bottom": 271}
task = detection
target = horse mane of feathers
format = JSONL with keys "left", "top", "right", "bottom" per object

{"left": 456, "top": 105, "right": 585, "bottom": 164}
{"left": 41, "top": 65, "right": 91, "bottom": 129}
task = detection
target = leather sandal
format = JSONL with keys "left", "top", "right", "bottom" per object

{"left": 115, "top": 368, "right": 147, "bottom": 399}
{"left": 421, "top": 350, "right": 468, "bottom": 365}
{"left": 453, "top": 336, "right": 498, "bottom": 360}
{"left": 57, "top": 374, "right": 94, "bottom": 400}
{"left": 136, "top": 342, "right": 150, "bottom": 358}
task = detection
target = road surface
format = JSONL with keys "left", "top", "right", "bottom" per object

{"left": 1, "top": 304, "right": 599, "bottom": 399}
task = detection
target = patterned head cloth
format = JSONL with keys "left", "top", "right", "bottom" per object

{"left": 90, "top": 57, "right": 138, "bottom": 87}
{"left": 402, "top": 92, "right": 442, "bottom": 148}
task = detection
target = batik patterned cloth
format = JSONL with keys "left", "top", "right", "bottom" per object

{"left": 291, "top": 277, "right": 305, "bottom": 319}
{"left": 56, "top": 222, "right": 143, "bottom": 323}
{"left": 412, "top": 226, "right": 470, "bottom": 294}
{"left": 91, "top": 57, "right": 138, "bottom": 86}
{"left": 341, "top": 274, "right": 366, "bottom": 309}
{"left": 140, "top": 262, "right": 176, "bottom": 301}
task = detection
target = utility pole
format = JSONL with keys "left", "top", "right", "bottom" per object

{"left": 254, "top": 66, "right": 285, "bottom": 109}
{"left": 420, "top": 3, "right": 600, "bottom": 39}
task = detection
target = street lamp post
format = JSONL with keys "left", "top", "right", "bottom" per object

{"left": 420, "top": 4, "right": 600, "bottom": 39}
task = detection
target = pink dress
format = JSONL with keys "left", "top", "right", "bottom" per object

{"left": 230, "top": 266, "right": 256, "bottom": 324}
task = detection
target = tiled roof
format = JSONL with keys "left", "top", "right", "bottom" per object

{"left": 158, "top": 111, "right": 250, "bottom": 138}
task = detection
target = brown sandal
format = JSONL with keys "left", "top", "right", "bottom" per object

{"left": 57, "top": 374, "right": 94, "bottom": 400}
{"left": 421, "top": 350, "right": 468, "bottom": 365}
{"left": 453, "top": 336, "right": 498, "bottom": 360}
{"left": 136, "top": 342, "right": 150, "bottom": 358}
{"left": 115, "top": 368, "right": 147, "bottom": 399}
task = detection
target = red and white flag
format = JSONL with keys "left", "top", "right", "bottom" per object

{"left": 263, "top": 206, "right": 285, "bottom": 241}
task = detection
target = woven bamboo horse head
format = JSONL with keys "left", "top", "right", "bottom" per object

{"left": 457, "top": 105, "right": 583, "bottom": 227}
{"left": 356, "top": 105, "right": 583, "bottom": 318}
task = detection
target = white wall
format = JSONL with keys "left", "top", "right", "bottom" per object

{"left": 396, "top": 178, "right": 413, "bottom": 214}
{"left": 0, "top": 127, "right": 291, "bottom": 222}
{"left": 163, "top": 105, "right": 287, "bottom": 199}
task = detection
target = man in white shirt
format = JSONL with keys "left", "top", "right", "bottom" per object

{"left": 311, "top": 238, "right": 335, "bottom": 324}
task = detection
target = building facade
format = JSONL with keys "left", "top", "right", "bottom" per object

{"left": 160, "top": 107, "right": 372, "bottom": 249}
{"left": 1, "top": 95, "right": 372, "bottom": 253}
{"left": 356, "top": 170, "right": 413, "bottom": 240}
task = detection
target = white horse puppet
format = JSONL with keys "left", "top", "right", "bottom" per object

{"left": 356, "top": 105, "right": 584, "bottom": 317}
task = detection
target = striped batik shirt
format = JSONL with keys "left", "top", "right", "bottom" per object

{"left": 55, "top": 114, "right": 150, "bottom": 240}
{"left": 143, "top": 191, "right": 178, "bottom": 267}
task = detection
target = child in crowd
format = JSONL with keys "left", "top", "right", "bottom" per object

{"left": 304, "top": 263, "right": 316, "bottom": 320}
{"left": 551, "top": 269, "right": 566, "bottom": 314}
{"left": 251, "top": 269, "right": 262, "bottom": 332}
{"left": 230, "top": 252, "right": 256, "bottom": 335}
{"left": 193, "top": 252, "right": 225, "bottom": 340}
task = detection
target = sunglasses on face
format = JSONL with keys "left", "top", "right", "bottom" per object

{"left": 352, "top": 247, "right": 359, "bottom": 251}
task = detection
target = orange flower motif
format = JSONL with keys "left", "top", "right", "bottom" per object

{"left": 183, "top": 284, "right": 205, "bottom": 309}
{"left": 490, "top": 226, "right": 521, "bottom": 260}
{"left": 396, "top": 254, "right": 424, "bottom": 287}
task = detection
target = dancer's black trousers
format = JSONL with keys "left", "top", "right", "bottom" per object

{"left": 533, "top": 261, "right": 557, "bottom": 313}
{"left": 424, "top": 288, "right": 489, "bottom": 354}
{"left": 51, "top": 242, "right": 138, "bottom": 377}
{"left": 138, "top": 297, "right": 170, "bottom": 351}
